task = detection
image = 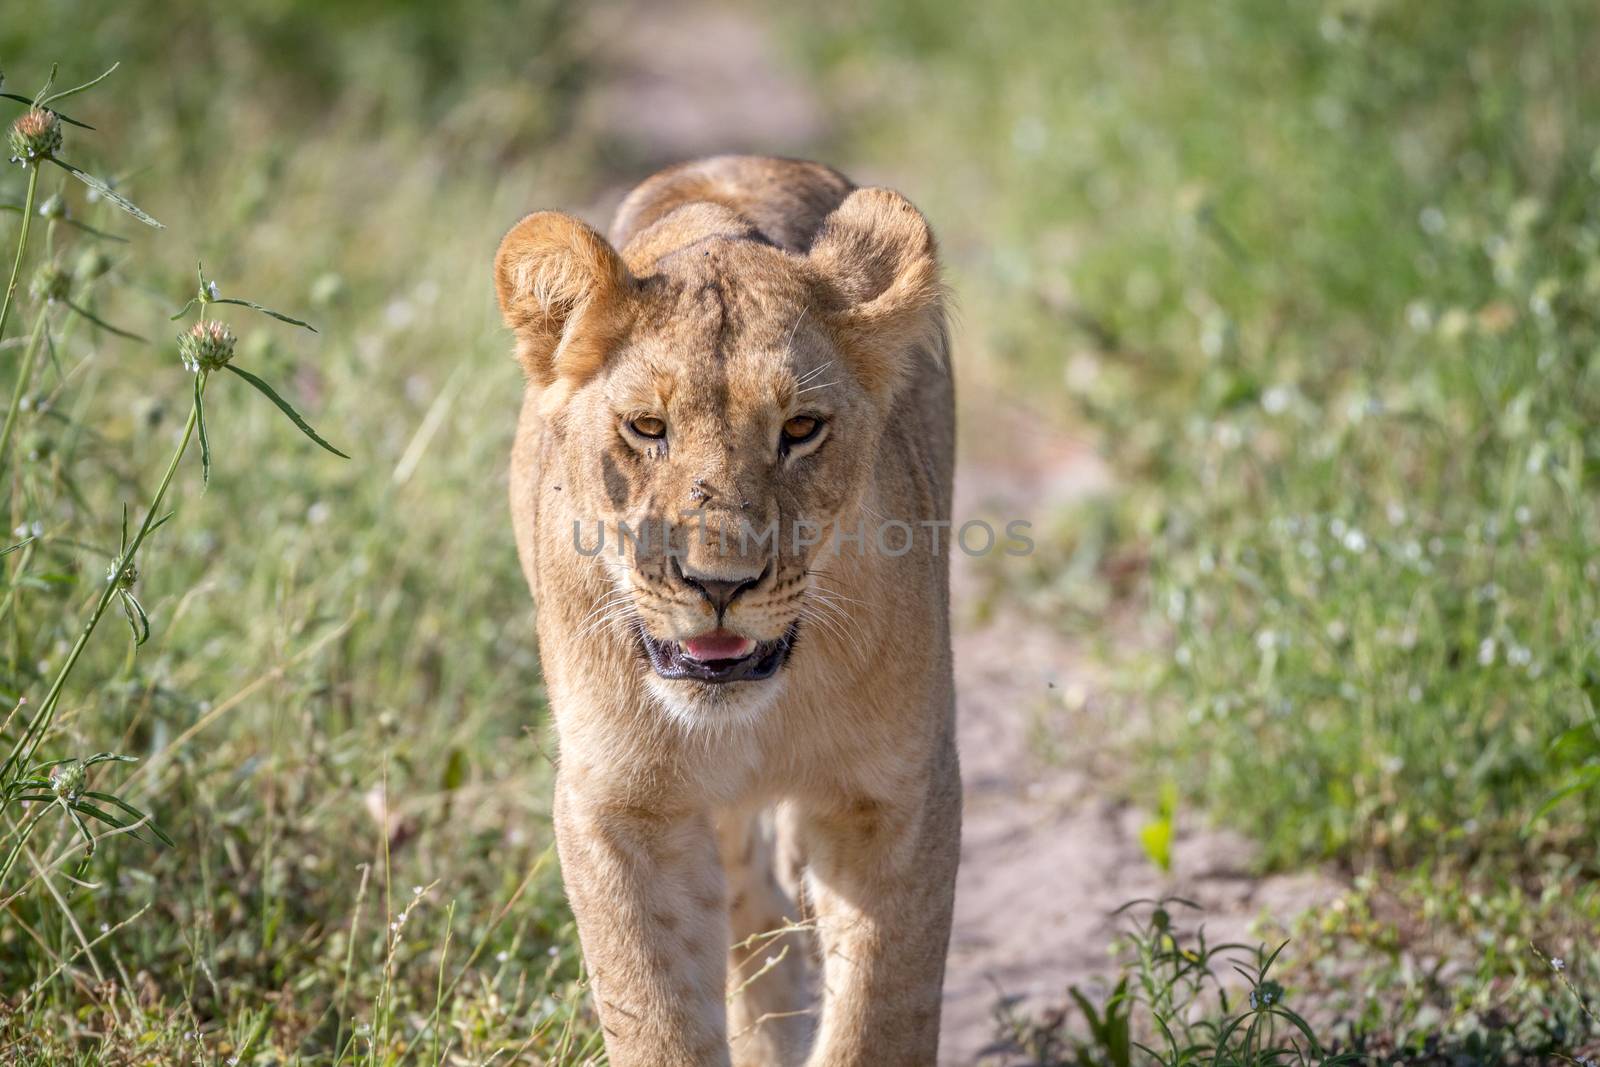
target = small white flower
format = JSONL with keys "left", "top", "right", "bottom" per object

{"left": 412, "top": 884, "right": 423, "bottom": 896}
{"left": 496, "top": 950, "right": 510, "bottom": 962}
{"left": 1478, "top": 638, "right": 1497, "bottom": 666}
{"left": 206, "top": 280, "right": 221, "bottom": 300}
{"left": 1552, "top": 956, "right": 1565, "bottom": 971}
{"left": 1342, "top": 529, "right": 1368, "bottom": 553}
{"left": 1419, "top": 206, "right": 1446, "bottom": 234}
{"left": 1261, "top": 385, "right": 1291, "bottom": 415}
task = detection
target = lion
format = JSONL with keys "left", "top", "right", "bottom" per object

{"left": 494, "top": 155, "right": 958, "bottom": 1067}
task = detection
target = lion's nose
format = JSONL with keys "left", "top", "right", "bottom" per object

{"left": 675, "top": 558, "right": 767, "bottom": 615}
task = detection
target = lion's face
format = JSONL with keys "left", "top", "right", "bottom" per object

{"left": 496, "top": 192, "right": 940, "bottom": 722}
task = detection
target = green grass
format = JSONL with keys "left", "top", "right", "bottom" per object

{"left": 796, "top": 0, "right": 1600, "bottom": 864}
{"left": 0, "top": 2, "right": 607, "bottom": 1059}
{"left": 979, "top": 897, "right": 1597, "bottom": 1066}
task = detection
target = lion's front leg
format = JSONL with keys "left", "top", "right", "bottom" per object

{"left": 800, "top": 743, "right": 961, "bottom": 1067}
{"left": 554, "top": 776, "right": 731, "bottom": 1067}
{"left": 719, "top": 807, "right": 816, "bottom": 1067}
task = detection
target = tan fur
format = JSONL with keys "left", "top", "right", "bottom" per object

{"left": 496, "top": 155, "right": 958, "bottom": 1067}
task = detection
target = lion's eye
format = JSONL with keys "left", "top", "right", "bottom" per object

{"left": 781, "top": 415, "right": 822, "bottom": 448}
{"left": 628, "top": 416, "right": 667, "bottom": 440}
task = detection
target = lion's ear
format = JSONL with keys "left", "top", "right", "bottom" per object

{"left": 494, "top": 211, "right": 633, "bottom": 385}
{"left": 808, "top": 187, "right": 942, "bottom": 395}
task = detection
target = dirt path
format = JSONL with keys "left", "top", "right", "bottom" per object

{"left": 943, "top": 420, "right": 1340, "bottom": 1063}
{"left": 586, "top": 7, "right": 1344, "bottom": 1063}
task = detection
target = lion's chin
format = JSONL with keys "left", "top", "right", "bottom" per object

{"left": 645, "top": 669, "right": 789, "bottom": 730}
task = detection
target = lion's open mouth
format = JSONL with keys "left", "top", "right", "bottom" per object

{"left": 639, "top": 624, "right": 798, "bottom": 683}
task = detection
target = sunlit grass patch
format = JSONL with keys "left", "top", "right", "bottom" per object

{"left": 0, "top": 3, "right": 606, "bottom": 1056}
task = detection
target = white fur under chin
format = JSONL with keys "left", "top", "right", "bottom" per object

{"left": 648, "top": 673, "right": 786, "bottom": 732}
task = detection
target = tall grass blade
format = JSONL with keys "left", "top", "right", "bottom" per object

{"left": 224, "top": 364, "right": 349, "bottom": 458}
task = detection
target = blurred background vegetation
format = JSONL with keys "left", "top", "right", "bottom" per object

{"left": 2, "top": 0, "right": 1599, "bottom": 1062}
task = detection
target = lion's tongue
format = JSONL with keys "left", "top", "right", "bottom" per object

{"left": 681, "top": 630, "right": 755, "bottom": 662}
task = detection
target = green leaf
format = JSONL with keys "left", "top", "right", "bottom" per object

{"left": 61, "top": 217, "right": 128, "bottom": 243}
{"left": 64, "top": 299, "right": 146, "bottom": 342}
{"left": 60, "top": 798, "right": 96, "bottom": 856}
{"left": 1525, "top": 766, "right": 1600, "bottom": 830}
{"left": 0, "top": 92, "right": 93, "bottom": 129}
{"left": 81, "top": 753, "right": 137, "bottom": 767}
{"left": 119, "top": 589, "right": 150, "bottom": 645}
{"left": 82, "top": 790, "right": 175, "bottom": 847}
{"left": 50, "top": 159, "right": 163, "bottom": 229}
{"left": 194, "top": 374, "right": 210, "bottom": 487}
{"left": 224, "top": 364, "right": 349, "bottom": 458}
{"left": 1138, "top": 783, "right": 1178, "bottom": 872}
{"left": 441, "top": 747, "right": 467, "bottom": 792}
{"left": 29, "top": 65, "right": 59, "bottom": 107}
{"left": 213, "top": 297, "right": 317, "bottom": 333}
{"left": 73, "top": 799, "right": 171, "bottom": 848}
{"left": 1547, "top": 723, "right": 1600, "bottom": 763}
{"left": 39, "top": 62, "right": 118, "bottom": 107}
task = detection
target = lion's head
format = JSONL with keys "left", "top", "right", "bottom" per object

{"left": 495, "top": 188, "right": 941, "bottom": 722}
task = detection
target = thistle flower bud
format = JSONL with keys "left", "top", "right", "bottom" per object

{"left": 8, "top": 109, "right": 62, "bottom": 164}
{"left": 30, "top": 262, "right": 71, "bottom": 304}
{"left": 107, "top": 557, "right": 137, "bottom": 590}
{"left": 178, "top": 320, "right": 236, "bottom": 373}
{"left": 76, "top": 247, "right": 113, "bottom": 281}
{"left": 49, "top": 759, "right": 85, "bottom": 802}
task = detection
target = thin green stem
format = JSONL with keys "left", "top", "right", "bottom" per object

{"left": 0, "top": 308, "right": 50, "bottom": 474}
{"left": 0, "top": 803, "right": 49, "bottom": 894}
{"left": 0, "top": 373, "right": 209, "bottom": 792}
{"left": 0, "top": 165, "right": 42, "bottom": 353}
